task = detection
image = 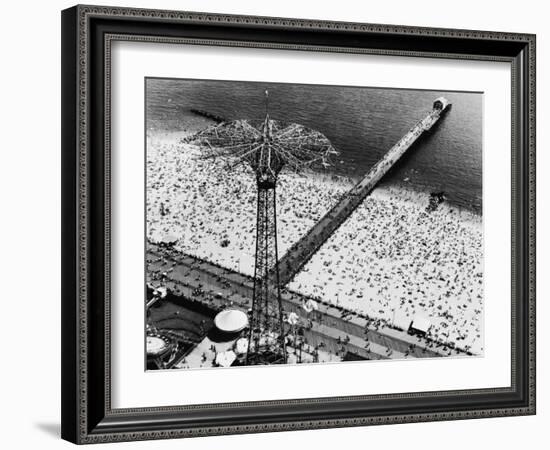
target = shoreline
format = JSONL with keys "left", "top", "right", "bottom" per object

{"left": 149, "top": 123, "right": 482, "bottom": 217}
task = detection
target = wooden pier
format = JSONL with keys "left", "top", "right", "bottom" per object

{"left": 277, "top": 97, "right": 451, "bottom": 285}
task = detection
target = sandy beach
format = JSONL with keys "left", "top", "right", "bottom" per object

{"left": 288, "top": 187, "right": 483, "bottom": 355}
{"left": 147, "top": 129, "right": 353, "bottom": 277}
{"left": 147, "top": 127, "right": 483, "bottom": 356}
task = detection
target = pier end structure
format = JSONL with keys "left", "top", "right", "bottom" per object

{"left": 277, "top": 98, "right": 451, "bottom": 286}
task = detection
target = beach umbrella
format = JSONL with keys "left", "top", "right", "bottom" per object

{"left": 302, "top": 299, "right": 319, "bottom": 313}
{"left": 155, "top": 286, "right": 168, "bottom": 298}
{"left": 287, "top": 312, "right": 300, "bottom": 326}
{"left": 235, "top": 337, "right": 249, "bottom": 354}
{"left": 307, "top": 299, "right": 319, "bottom": 311}
{"left": 215, "top": 350, "right": 237, "bottom": 367}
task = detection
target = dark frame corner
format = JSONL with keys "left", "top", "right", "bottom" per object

{"left": 61, "top": 4, "right": 536, "bottom": 444}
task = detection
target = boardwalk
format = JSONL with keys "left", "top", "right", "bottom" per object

{"left": 277, "top": 101, "right": 449, "bottom": 286}
{"left": 147, "top": 242, "right": 466, "bottom": 360}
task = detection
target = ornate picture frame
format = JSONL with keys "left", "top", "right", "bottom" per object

{"left": 61, "top": 5, "right": 535, "bottom": 444}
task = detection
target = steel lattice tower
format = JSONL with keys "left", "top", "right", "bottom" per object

{"left": 246, "top": 111, "right": 287, "bottom": 365}
{"left": 184, "top": 89, "right": 337, "bottom": 365}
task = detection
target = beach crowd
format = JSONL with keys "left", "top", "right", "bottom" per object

{"left": 147, "top": 129, "right": 483, "bottom": 357}
{"left": 289, "top": 187, "right": 483, "bottom": 355}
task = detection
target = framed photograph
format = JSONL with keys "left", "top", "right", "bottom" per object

{"left": 61, "top": 5, "right": 536, "bottom": 444}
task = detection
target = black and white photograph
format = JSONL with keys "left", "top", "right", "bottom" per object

{"left": 0, "top": 0, "right": 543, "bottom": 447}
{"left": 145, "top": 78, "right": 483, "bottom": 370}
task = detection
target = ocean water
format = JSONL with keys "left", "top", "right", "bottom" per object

{"left": 146, "top": 78, "right": 483, "bottom": 213}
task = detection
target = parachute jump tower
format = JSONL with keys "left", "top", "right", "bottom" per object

{"left": 185, "top": 90, "right": 337, "bottom": 364}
